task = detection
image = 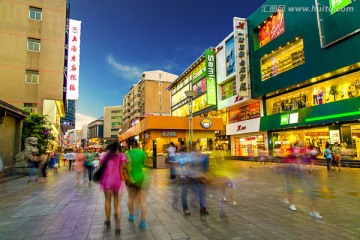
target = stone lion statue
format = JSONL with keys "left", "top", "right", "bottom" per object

{"left": 13, "top": 137, "right": 39, "bottom": 168}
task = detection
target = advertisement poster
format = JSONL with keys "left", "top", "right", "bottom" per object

{"left": 228, "top": 102, "right": 260, "bottom": 124}
{"left": 225, "top": 36, "right": 235, "bottom": 76}
{"left": 192, "top": 77, "right": 206, "bottom": 98}
{"left": 330, "top": 0, "right": 352, "bottom": 14}
{"left": 221, "top": 79, "right": 236, "bottom": 100}
{"left": 234, "top": 137, "right": 240, "bottom": 156}
{"left": 259, "top": 10, "right": 285, "bottom": 48}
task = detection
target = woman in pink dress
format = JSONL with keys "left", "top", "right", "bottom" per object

{"left": 75, "top": 150, "right": 86, "bottom": 185}
{"left": 100, "top": 142, "right": 126, "bottom": 235}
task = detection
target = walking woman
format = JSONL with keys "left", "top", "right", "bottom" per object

{"left": 100, "top": 142, "right": 127, "bottom": 235}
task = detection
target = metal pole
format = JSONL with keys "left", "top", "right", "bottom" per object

{"left": 189, "top": 98, "right": 193, "bottom": 152}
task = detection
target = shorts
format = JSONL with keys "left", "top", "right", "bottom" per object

{"left": 334, "top": 155, "right": 341, "bottom": 161}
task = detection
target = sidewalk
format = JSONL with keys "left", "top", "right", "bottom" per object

{"left": 0, "top": 162, "right": 359, "bottom": 239}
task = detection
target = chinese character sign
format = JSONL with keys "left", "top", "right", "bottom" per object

{"left": 66, "top": 19, "right": 81, "bottom": 100}
{"left": 233, "top": 18, "right": 250, "bottom": 97}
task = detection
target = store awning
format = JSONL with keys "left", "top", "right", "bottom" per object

{"left": 119, "top": 116, "right": 223, "bottom": 141}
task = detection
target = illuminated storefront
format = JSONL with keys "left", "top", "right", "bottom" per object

{"left": 249, "top": 0, "right": 360, "bottom": 156}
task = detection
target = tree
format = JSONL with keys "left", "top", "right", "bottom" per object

{"left": 21, "top": 111, "right": 55, "bottom": 154}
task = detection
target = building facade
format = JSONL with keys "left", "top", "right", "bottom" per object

{"left": 0, "top": 0, "right": 67, "bottom": 114}
{"left": 88, "top": 118, "right": 104, "bottom": 149}
{"left": 122, "top": 70, "right": 178, "bottom": 132}
{"left": 103, "top": 105, "right": 123, "bottom": 140}
{"left": 248, "top": 0, "right": 360, "bottom": 156}
{"left": 0, "top": 101, "right": 28, "bottom": 169}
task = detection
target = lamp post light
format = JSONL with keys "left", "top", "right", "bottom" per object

{"left": 185, "top": 90, "right": 196, "bottom": 152}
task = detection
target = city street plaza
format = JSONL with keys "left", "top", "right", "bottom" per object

{"left": 0, "top": 161, "right": 359, "bottom": 240}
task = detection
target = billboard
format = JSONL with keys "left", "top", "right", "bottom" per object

{"left": 233, "top": 18, "right": 250, "bottom": 97}
{"left": 66, "top": 19, "right": 81, "bottom": 100}
{"left": 225, "top": 36, "right": 235, "bottom": 76}
{"left": 258, "top": 10, "right": 285, "bottom": 48}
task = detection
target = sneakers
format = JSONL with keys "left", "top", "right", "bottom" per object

{"left": 231, "top": 201, "right": 238, "bottom": 206}
{"left": 128, "top": 214, "right": 134, "bottom": 222}
{"left": 310, "top": 211, "right": 323, "bottom": 219}
{"left": 289, "top": 204, "right": 297, "bottom": 211}
{"left": 283, "top": 199, "right": 290, "bottom": 204}
{"left": 183, "top": 209, "right": 191, "bottom": 215}
{"left": 221, "top": 197, "right": 228, "bottom": 202}
{"left": 139, "top": 221, "right": 147, "bottom": 229}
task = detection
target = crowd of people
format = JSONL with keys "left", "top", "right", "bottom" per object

{"left": 24, "top": 139, "right": 353, "bottom": 235}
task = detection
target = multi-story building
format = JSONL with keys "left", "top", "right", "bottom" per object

{"left": 88, "top": 118, "right": 104, "bottom": 149}
{"left": 0, "top": 0, "right": 67, "bottom": 150}
{"left": 0, "top": 0, "right": 66, "bottom": 115}
{"left": 103, "top": 106, "right": 123, "bottom": 143}
{"left": 122, "top": 70, "right": 178, "bottom": 132}
{"left": 248, "top": 0, "right": 360, "bottom": 155}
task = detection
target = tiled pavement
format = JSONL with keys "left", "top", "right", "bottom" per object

{"left": 0, "top": 161, "right": 359, "bottom": 240}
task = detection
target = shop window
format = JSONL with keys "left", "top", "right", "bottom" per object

{"left": 29, "top": 7, "right": 42, "bottom": 20}
{"left": 25, "top": 70, "right": 39, "bottom": 84}
{"left": 221, "top": 78, "right": 236, "bottom": 100}
{"left": 261, "top": 37, "right": 304, "bottom": 81}
{"left": 266, "top": 70, "right": 360, "bottom": 116}
{"left": 24, "top": 103, "right": 37, "bottom": 113}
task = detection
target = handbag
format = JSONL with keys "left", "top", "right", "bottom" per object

{"left": 92, "top": 156, "right": 110, "bottom": 183}
{"left": 121, "top": 163, "right": 130, "bottom": 183}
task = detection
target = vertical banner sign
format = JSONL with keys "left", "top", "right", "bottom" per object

{"left": 233, "top": 18, "right": 250, "bottom": 97}
{"left": 205, "top": 49, "right": 216, "bottom": 105}
{"left": 66, "top": 19, "right": 81, "bottom": 100}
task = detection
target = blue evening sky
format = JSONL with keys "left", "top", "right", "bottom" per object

{"left": 70, "top": 0, "right": 266, "bottom": 128}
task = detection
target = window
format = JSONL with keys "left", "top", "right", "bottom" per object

{"left": 159, "top": 97, "right": 162, "bottom": 103}
{"left": 24, "top": 103, "right": 37, "bottom": 113}
{"left": 111, "top": 135, "right": 118, "bottom": 138}
{"left": 159, "top": 82, "right": 162, "bottom": 87}
{"left": 111, "top": 116, "right": 122, "bottom": 120}
{"left": 111, "top": 128, "right": 120, "bottom": 131}
{"left": 160, "top": 105, "right": 162, "bottom": 110}
{"left": 29, "top": 7, "right": 42, "bottom": 20}
{"left": 111, "top": 110, "right": 122, "bottom": 113}
{"left": 159, "top": 89, "right": 162, "bottom": 95}
{"left": 25, "top": 70, "right": 39, "bottom": 84}
{"left": 27, "top": 38, "right": 40, "bottom": 52}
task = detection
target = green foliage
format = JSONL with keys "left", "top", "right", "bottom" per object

{"left": 21, "top": 110, "right": 55, "bottom": 154}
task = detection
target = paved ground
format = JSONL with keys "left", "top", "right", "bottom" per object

{"left": 0, "top": 161, "right": 359, "bottom": 240}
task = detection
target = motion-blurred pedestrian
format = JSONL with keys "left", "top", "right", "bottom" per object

{"left": 100, "top": 142, "right": 127, "bottom": 235}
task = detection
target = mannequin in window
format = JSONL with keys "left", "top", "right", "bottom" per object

{"left": 317, "top": 89, "right": 323, "bottom": 104}
{"left": 348, "top": 84, "right": 356, "bottom": 98}
{"left": 313, "top": 87, "right": 318, "bottom": 105}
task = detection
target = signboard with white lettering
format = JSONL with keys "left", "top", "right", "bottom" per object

{"left": 330, "top": 0, "right": 352, "bottom": 14}
{"left": 66, "top": 19, "right": 81, "bottom": 100}
{"left": 205, "top": 49, "right": 216, "bottom": 105}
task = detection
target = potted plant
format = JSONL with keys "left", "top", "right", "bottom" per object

{"left": 329, "top": 84, "right": 338, "bottom": 101}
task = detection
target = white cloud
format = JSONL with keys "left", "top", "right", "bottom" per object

{"left": 75, "top": 113, "right": 97, "bottom": 130}
{"left": 107, "top": 55, "right": 142, "bottom": 80}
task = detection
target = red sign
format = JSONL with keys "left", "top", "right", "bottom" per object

{"left": 259, "top": 10, "right": 285, "bottom": 48}
{"left": 229, "top": 102, "right": 260, "bottom": 124}
{"left": 237, "top": 125, "right": 246, "bottom": 131}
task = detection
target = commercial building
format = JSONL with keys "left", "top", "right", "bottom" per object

{"left": 103, "top": 105, "right": 123, "bottom": 144}
{"left": 248, "top": 0, "right": 360, "bottom": 156}
{"left": 0, "top": 0, "right": 68, "bottom": 150}
{"left": 87, "top": 118, "right": 104, "bottom": 149}
{"left": 215, "top": 19, "right": 264, "bottom": 157}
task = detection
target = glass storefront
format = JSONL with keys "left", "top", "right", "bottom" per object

{"left": 266, "top": 71, "right": 360, "bottom": 116}
{"left": 261, "top": 36, "right": 304, "bottom": 81}
{"left": 233, "top": 134, "right": 265, "bottom": 156}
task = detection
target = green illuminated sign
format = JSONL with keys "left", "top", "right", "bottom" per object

{"left": 205, "top": 49, "right": 216, "bottom": 105}
{"left": 305, "top": 111, "right": 360, "bottom": 122}
{"left": 280, "top": 115, "right": 289, "bottom": 125}
{"left": 330, "top": 0, "right": 352, "bottom": 14}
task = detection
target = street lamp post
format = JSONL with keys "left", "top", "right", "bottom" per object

{"left": 185, "top": 90, "right": 196, "bottom": 152}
